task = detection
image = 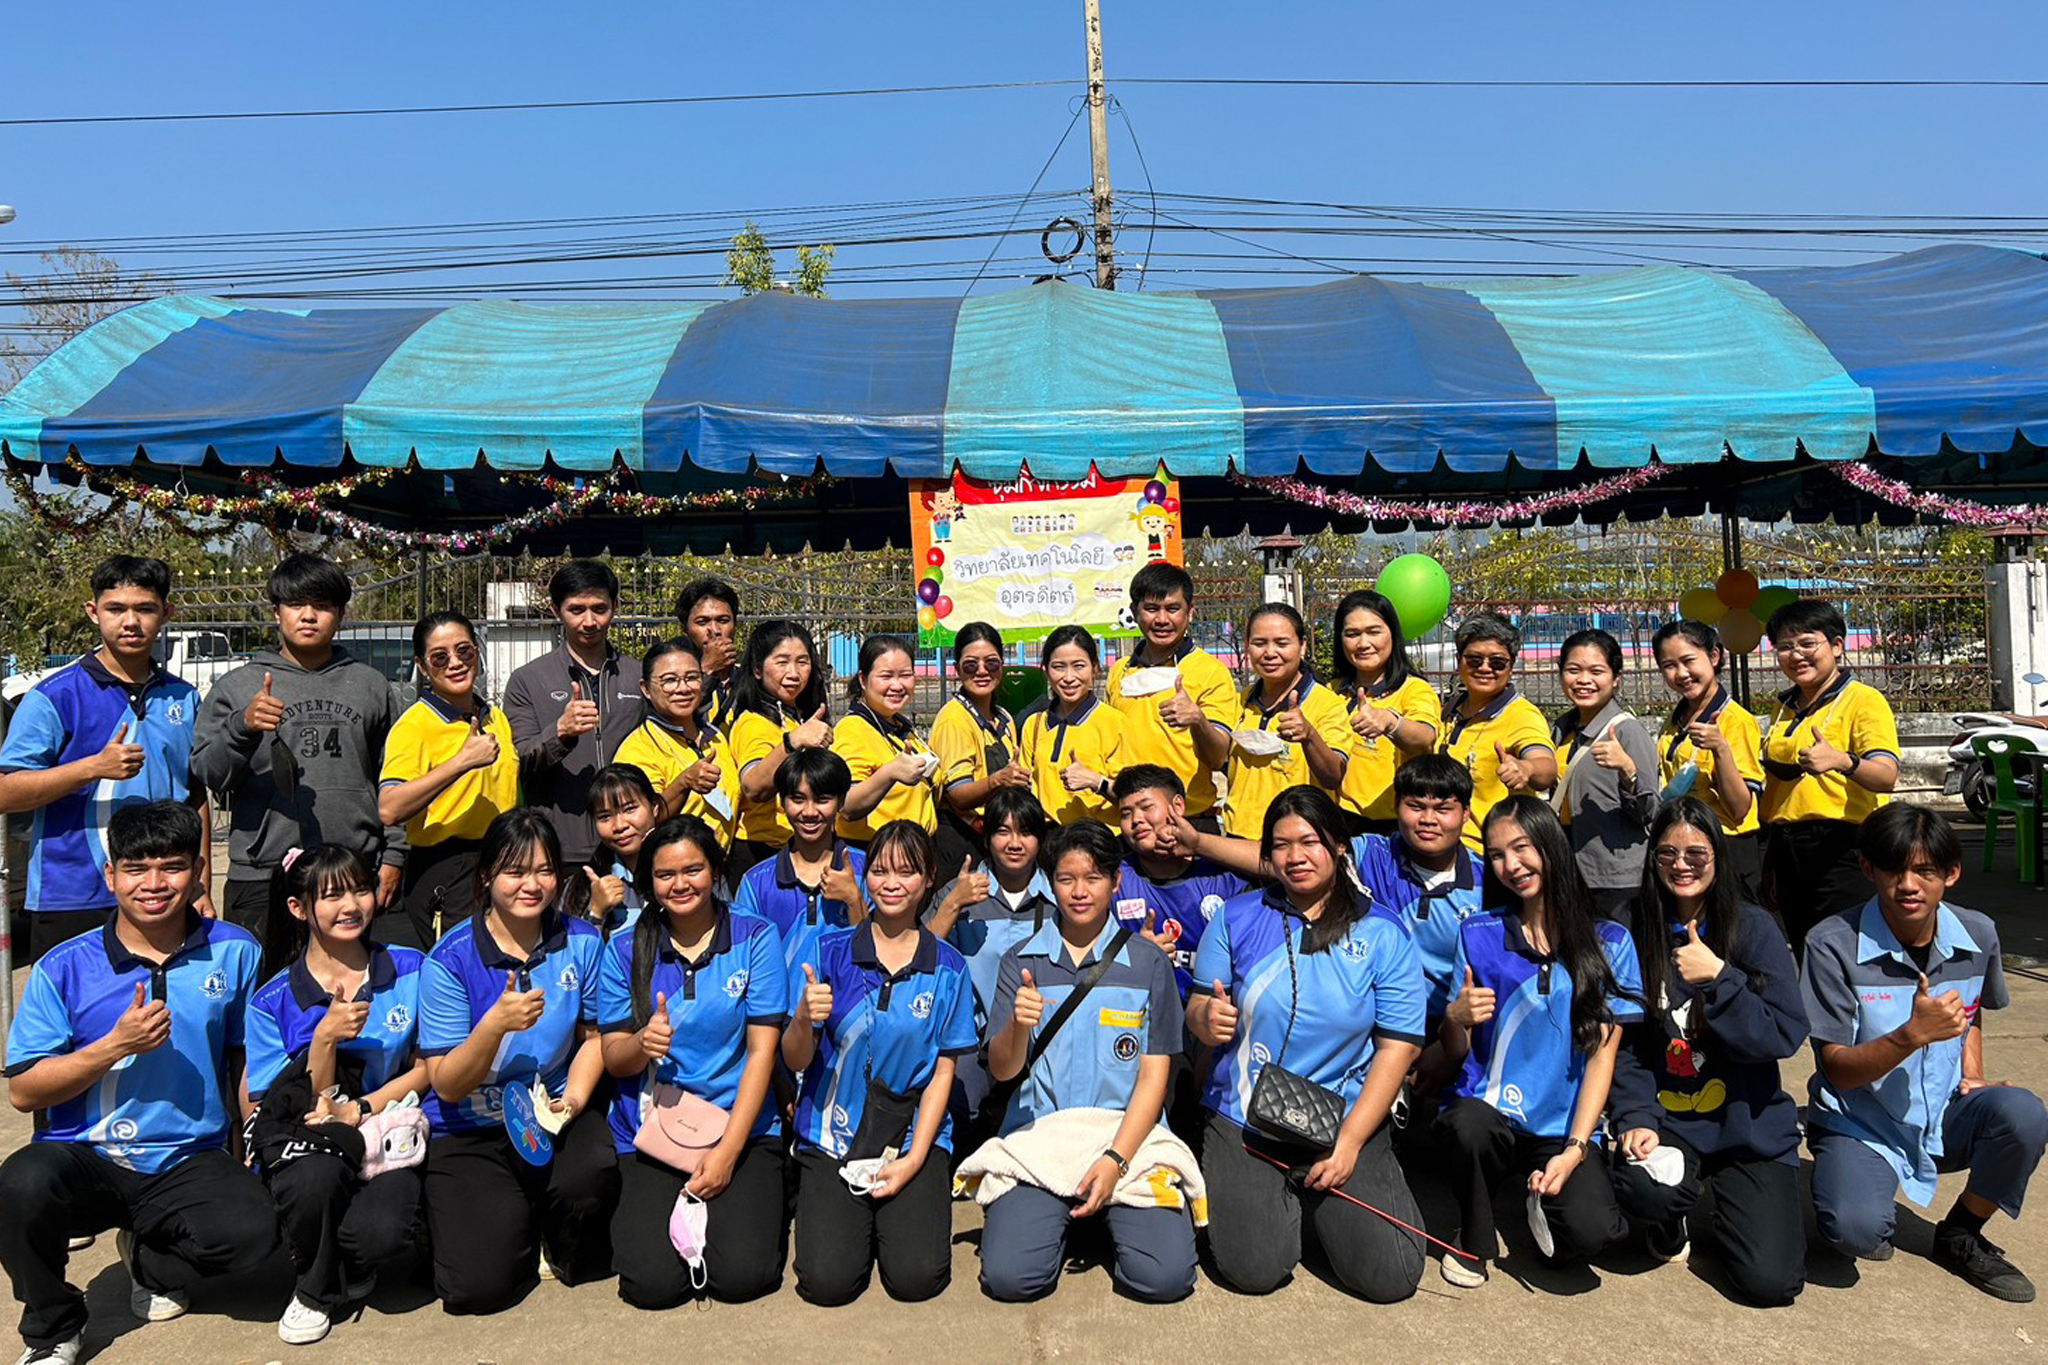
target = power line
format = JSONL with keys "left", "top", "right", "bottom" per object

{"left": 1121, "top": 76, "right": 2048, "bottom": 90}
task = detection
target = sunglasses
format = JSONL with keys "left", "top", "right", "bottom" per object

{"left": 425, "top": 642, "right": 479, "bottom": 670}
{"left": 958, "top": 657, "right": 1003, "bottom": 675}
{"left": 1461, "top": 653, "right": 1513, "bottom": 674}
{"left": 1653, "top": 847, "right": 1713, "bottom": 870}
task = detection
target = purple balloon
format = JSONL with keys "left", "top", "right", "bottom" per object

{"left": 1143, "top": 480, "right": 1167, "bottom": 504}
{"left": 917, "top": 579, "right": 940, "bottom": 605}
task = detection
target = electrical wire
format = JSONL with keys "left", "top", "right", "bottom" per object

{"left": 964, "top": 106, "right": 1087, "bottom": 296}
{"left": 1109, "top": 97, "right": 1157, "bottom": 290}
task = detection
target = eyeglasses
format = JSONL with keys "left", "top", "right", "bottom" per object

{"left": 1461, "top": 653, "right": 1513, "bottom": 674}
{"left": 424, "top": 642, "right": 479, "bottom": 670}
{"left": 1772, "top": 636, "right": 1834, "bottom": 660}
{"left": 1653, "top": 846, "right": 1714, "bottom": 870}
{"left": 958, "top": 657, "right": 1002, "bottom": 675}
{"left": 652, "top": 671, "right": 703, "bottom": 691}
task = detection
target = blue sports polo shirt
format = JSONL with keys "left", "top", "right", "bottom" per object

{"left": 790, "top": 923, "right": 977, "bottom": 1158}
{"left": 1350, "top": 833, "right": 1487, "bottom": 1022}
{"left": 245, "top": 944, "right": 425, "bottom": 1099}
{"left": 4, "top": 913, "right": 260, "bottom": 1174}
{"left": 1801, "top": 897, "right": 2009, "bottom": 1206}
{"left": 416, "top": 910, "right": 603, "bottom": 1135}
{"left": 1449, "top": 912, "right": 1644, "bottom": 1139}
{"left": 0, "top": 656, "right": 199, "bottom": 913}
{"left": 1114, "top": 857, "right": 1247, "bottom": 1000}
{"left": 1191, "top": 887, "right": 1426, "bottom": 1128}
{"left": 731, "top": 842, "right": 869, "bottom": 977}
{"left": 943, "top": 865, "right": 1057, "bottom": 1034}
{"left": 596, "top": 907, "right": 789, "bottom": 1153}
{"left": 987, "top": 920, "right": 1181, "bottom": 1137}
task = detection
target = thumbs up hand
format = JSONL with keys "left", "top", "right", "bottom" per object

{"left": 1797, "top": 725, "right": 1849, "bottom": 776}
{"left": 484, "top": 970, "right": 546, "bottom": 1035}
{"left": 820, "top": 846, "right": 861, "bottom": 912}
{"left": 314, "top": 993, "right": 371, "bottom": 1046}
{"left": 1448, "top": 966, "right": 1496, "bottom": 1029}
{"left": 640, "top": 990, "right": 675, "bottom": 1060}
{"left": 1589, "top": 718, "right": 1636, "bottom": 780}
{"left": 791, "top": 705, "right": 832, "bottom": 750}
{"left": 956, "top": 854, "right": 992, "bottom": 907}
{"left": 457, "top": 713, "right": 500, "bottom": 772}
{"left": 582, "top": 864, "right": 626, "bottom": 918}
{"left": 1350, "top": 689, "right": 1399, "bottom": 741}
{"left": 245, "top": 671, "right": 285, "bottom": 733}
{"left": 93, "top": 722, "right": 146, "bottom": 782}
{"left": 1903, "top": 972, "right": 1969, "bottom": 1047}
{"left": 798, "top": 965, "right": 834, "bottom": 1028}
{"left": 1273, "top": 704, "right": 1311, "bottom": 745}
{"left": 107, "top": 979, "right": 172, "bottom": 1058}
{"left": 1157, "top": 675, "right": 1202, "bottom": 729}
{"left": 1198, "top": 979, "right": 1239, "bottom": 1046}
{"left": 1011, "top": 968, "right": 1045, "bottom": 1029}
{"left": 680, "top": 755, "right": 723, "bottom": 795}
{"left": 557, "top": 681, "right": 600, "bottom": 741}
{"left": 1671, "top": 917, "right": 1723, "bottom": 986}
{"left": 1494, "top": 741, "right": 1532, "bottom": 792}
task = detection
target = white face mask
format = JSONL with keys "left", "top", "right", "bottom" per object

{"left": 668, "top": 1190, "right": 709, "bottom": 1289}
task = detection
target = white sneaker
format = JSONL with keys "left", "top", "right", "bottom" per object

{"left": 536, "top": 1255, "right": 557, "bottom": 1282}
{"left": 1440, "top": 1253, "right": 1488, "bottom": 1288}
{"left": 278, "top": 1295, "right": 332, "bottom": 1346}
{"left": 15, "top": 1338, "right": 82, "bottom": 1365}
{"left": 115, "top": 1229, "right": 189, "bottom": 1322}
{"left": 64, "top": 1236, "right": 94, "bottom": 1252}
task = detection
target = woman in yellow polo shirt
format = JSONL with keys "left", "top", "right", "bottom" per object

{"left": 727, "top": 619, "right": 834, "bottom": 878}
{"left": 1757, "top": 599, "right": 1899, "bottom": 953}
{"left": 1329, "top": 587, "right": 1440, "bottom": 837}
{"left": 376, "top": 610, "right": 520, "bottom": 948}
{"left": 1652, "top": 619, "right": 1765, "bottom": 900}
{"left": 1220, "top": 603, "right": 1351, "bottom": 841}
{"left": 832, "top": 634, "right": 942, "bottom": 846}
{"left": 1437, "top": 612, "right": 1557, "bottom": 852}
{"left": 614, "top": 637, "right": 740, "bottom": 846}
{"left": 929, "top": 621, "right": 1030, "bottom": 866}
{"left": 1019, "top": 625, "right": 1126, "bottom": 826}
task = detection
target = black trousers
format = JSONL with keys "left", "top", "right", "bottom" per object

{"left": 266, "top": 1153, "right": 423, "bottom": 1312}
{"left": 223, "top": 878, "right": 270, "bottom": 939}
{"left": 376, "top": 839, "right": 481, "bottom": 949}
{"left": 1608, "top": 1132, "right": 1805, "bottom": 1307}
{"left": 1724, "top": 831, "right": 1764, "bottom": 905}
{"left": 1764, "top": 819, "right": 1871, "bottom": 955}
{"left": 612, "top": 1140, "right": 787, "bottom": 1307}
{"left": 0, "top": 1143, "right": 280, "bottom": 1348}
{"left": 21, "top": 907, "right": 109, "bottom": 964}
{"left": 1434, "top": 1098, "right": 1627, "bottom": 1263}
{"left": 420, "top": 1110, "right": 618, "bottom": 1315}
{"left": 791, "top": 1142, "right": 952, "bottom": 1305}
{"left": 1201, "top": 1113, "right": 1425, "bottom": 1302}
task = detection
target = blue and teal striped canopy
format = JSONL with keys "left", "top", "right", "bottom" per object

{"left": 4, "top": 244, "right": 2046, "bottom": 479}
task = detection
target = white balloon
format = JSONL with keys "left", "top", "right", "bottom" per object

{"left": 0, "top": 206, "right": 16, "bottom": 225}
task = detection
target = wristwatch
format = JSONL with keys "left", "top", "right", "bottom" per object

{"left": 782, "top": 732, "right": 796, "bottom": 754}
{"left": 1564, "top": 1136, "right": 1594, "bottom": 1157}
{"left": 1100, "top": 1147, "right": 1130, "bottom": 1176}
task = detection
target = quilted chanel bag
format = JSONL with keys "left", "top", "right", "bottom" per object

{"left": 1244, "top": 920, "right": 1348, "bottom": 1152}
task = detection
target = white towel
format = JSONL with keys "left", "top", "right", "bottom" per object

{"left": 954, "top": 1107, "right": 1208, "bottom": 1225}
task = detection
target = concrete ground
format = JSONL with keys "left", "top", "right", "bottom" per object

{"left": 3, "top": 824, "right": 2044, "bottom": 1364}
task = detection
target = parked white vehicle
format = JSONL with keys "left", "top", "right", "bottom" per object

{"left": 1, "top": 628, "right": 248, "bottom": 706}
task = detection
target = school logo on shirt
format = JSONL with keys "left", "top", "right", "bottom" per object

{"left": 201, "top": 968, "right": 228, "bottom": 999}
{"left": 1338, "top": 936, "right": 1369, "bottom": 964}
{"left": 166, "top": 701, "right": 185, "bottom": 723}
{"left": 1198, "top": 895, "right": 1225, "bottom": 922}
{"left": 384, "top": 1004, "right": 412, "bottom": 1032}
{"left": 558, "top": 965, "right": 581, "bottom": 993}
{"left": 1112, "top": 1033, "right": 1139, "bottom": 1062}
{"left": 1499, "top": 1083, "right": 1528, "bottom": 1122}
{"left": 910, "top": 991, "right": 934, "bottom": 1020}
{"left": 724, "top": 970, "right": 750, "bottom": 999}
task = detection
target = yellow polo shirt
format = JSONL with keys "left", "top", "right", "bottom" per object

{"left": 1105, "top": 643, "right": 1237, "bottom": 816}
{"left": 1656, "top": 690, "right": 1763, "bottom": 837}
{"left": 1019, "top": 698, "right": 1126, "bottom": 826}
{"left": 1438, "top": 687, "right": 1554, "bottom": 852}
{"left": 614, "top": 718, "right": 740, "bottom": 846}
{"left": 1337, "top": 673, "right": 1442, "bottom": 823}
{"left": 379, "top": 697, "right": 520, "bottom": 847}
{"left": 1759, "top": 674, "right": 1898, "bottom": 826}
{"left": 928, "top": 694, "right": 1017, "bottom": 817}
{"left": 832, "top": 706, "right": 939, "bottom": 842}
{"left": 729, "top": 706, "right": 800, "bottom": 846}
{"left": 1221, "top": 678, "right": 1353, "bottom": 841}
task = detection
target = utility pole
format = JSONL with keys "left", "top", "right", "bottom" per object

{"left": 1083, "top": 0, "right": 1116, "bottom": 290}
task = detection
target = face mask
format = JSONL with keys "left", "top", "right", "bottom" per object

{"left": 668, "top": 1190, "right": 709, "bottom": 1289}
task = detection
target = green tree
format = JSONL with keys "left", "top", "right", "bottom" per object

{"left": 723, "top": 222, "right": 835, "bottom": 298}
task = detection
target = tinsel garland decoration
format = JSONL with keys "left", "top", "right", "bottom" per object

{"left": 1829, "top": 461, "right": 2048, "bottom": 529}
{"left": 1228, "top": 462, "right": 1673, "bottom": 525}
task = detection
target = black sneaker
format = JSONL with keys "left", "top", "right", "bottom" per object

{"left": 1644, "top": 1218, "right": 1690, "bottom": 1264}
{"left": 1932, "top": 1225, "right": 2036, "bottom": 1303}
{"left": 1859, "top": 1239, "right": 1894, "bottom": 1262}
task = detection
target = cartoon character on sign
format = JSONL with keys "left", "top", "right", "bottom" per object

{"left": 1129, "top": 479, "right": 1177, "bottom": 563}
{"left": 927, "top": 486, "right": 964, "bottom": 542}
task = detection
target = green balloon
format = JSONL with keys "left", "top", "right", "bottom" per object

{"left": 995, "top": 664, "right": 1049, "bottom": 715}
{"left": 1374, "top": 554, "right": 1453, "bottom": 638}
{"left": 1749, "top": 585, "right": 1798, "bottom": 627}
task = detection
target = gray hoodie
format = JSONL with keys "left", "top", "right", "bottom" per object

{"left": 191, "top": 647, "right": 408, "bottom": 881}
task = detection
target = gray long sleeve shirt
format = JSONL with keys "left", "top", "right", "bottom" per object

{"left": 502, "top": 642, "right": 644, "bottom": 863}
{"left": 1552, "top": 696, "right": 1660, "bottom": 893}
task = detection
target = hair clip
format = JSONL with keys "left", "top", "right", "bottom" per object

{"left": 282, "top": 846, "right": 306, "bottom": 872}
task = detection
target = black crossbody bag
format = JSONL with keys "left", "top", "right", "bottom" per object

{"left": 1245, "top": 923, "right": 1348, "bottom": 1154}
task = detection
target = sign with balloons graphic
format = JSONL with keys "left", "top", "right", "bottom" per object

{"left": 1676, "top": 571, "right": 1800, "bottom": 654}
{"left": 908, "top": 465, "right": 1183, "bottom": 648}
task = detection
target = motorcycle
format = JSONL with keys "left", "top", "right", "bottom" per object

{"left": 1944, "top": 710, "right": 2043, "bottom": 815}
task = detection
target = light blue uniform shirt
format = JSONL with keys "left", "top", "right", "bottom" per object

{"left": 4, "top": 914, "right": 260, "bottom": 1173}
{"left": 246, "top": 944, "right": 424, "bottom": 1099}
{"left": 731, "top": 842, "right": 869, "bottom": 979}
{"left": 1191, "top": 887, "right": 1427, "bottom": 1128}
{"left": 1350, "top": 833, "right": 1486, "bottom": 1023}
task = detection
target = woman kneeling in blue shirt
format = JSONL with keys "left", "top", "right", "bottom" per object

{"left": 598, "top": 815, "right": 790, "bottom": 1306}
{"left": 785, "top": 820, "right": 976, "bottom": 1304}
{"left": 1188, "top": 785, "right": 1429, "bottom": 1302}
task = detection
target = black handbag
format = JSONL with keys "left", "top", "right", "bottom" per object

{"left": 844, "top": 970, "right": 928, "bottom": 1161}
{"left": 1244, "top": 921, "right": 1348, "bottom": 1153}
{"left": 249, "top": 1051, "right": 369, "bottom": 1173}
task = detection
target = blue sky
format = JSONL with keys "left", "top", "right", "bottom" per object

{"left": 2, "top": 0, "right": 2044, "bottom": 316}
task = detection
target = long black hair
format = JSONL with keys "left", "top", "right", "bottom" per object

{"left": 1482, "top": 795, "right": 1633, "bottom": 1052}
{"left": 564, "top": 763, "right": 661, "bottom": 922}
{"left": 1632, "top": 798, "right": 1762, "bottom": 1012}
{"left": 629, "top": 814, "right": 728, "bottom": 1028}
{"left": 731, "top": 618, "right": 827, "bottom": 722}
{"left": 262, "top": 844, "right": 377, "bottom": 981}
{"left": 1260, "top": 785, "right": 1368, "bottom": 955}
{"left": 1328, "top": 588, "right": 1419, "bottom": 694}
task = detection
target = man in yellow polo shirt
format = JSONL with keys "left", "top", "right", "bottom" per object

{"left": 1105, "top": 563, "right": 1236, "bottom": 830}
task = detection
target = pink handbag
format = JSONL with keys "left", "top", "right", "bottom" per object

{"left": 358, "top": 1103, "right": 428, "bottom": 1178}
{"left": 632, "top": 1083, "right": 730, "bottom": 1174}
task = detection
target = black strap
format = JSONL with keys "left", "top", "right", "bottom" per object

{"left": 1022, "top": 925, "right": 1133, "bottom": 1074}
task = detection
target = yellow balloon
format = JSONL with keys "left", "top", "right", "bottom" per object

{"left": 1678, "top": 587, "right": 1729, "bottom": 624}
{"left": 1718, "top": 608, "right": 1763, "bottom": 653}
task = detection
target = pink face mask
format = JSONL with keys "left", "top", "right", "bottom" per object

{"left": 668, "top": 1190, "right": 708, "bottom": 1290}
